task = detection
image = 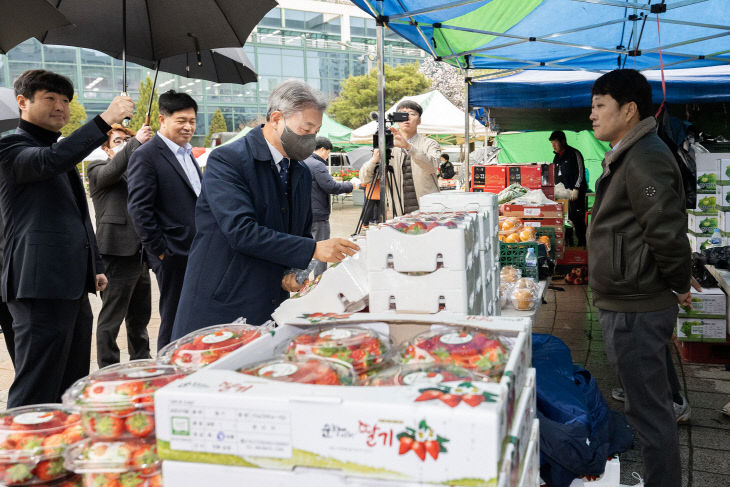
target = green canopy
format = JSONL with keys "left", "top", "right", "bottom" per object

{"left": 317, "top": 113, "right": 350, "bottom": 143}
{"left": 495, "top": 130, "right": 610, "bottom": 192}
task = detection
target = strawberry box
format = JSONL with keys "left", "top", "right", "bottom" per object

{"left": 695, "top": 154, "right": 719, "bottom": 194}
{"left": 716, "top": 184, "right": 730, "bottom": 211}
{"left": 507, "top": 368, "right": 536, "bottom": 476}
{"left": 155, "top": 315, "right": 532, "bottom": 486}
{"left": 678, "top": 287, "right": 726, "bottom": 318}
{"left": 517, "top": 420, "right": 540, "bottom": 487}
{"left": 687, "top": 212, "right": 719, "bottom": 236}
{"left": 500, "top": 203, "right": 563, "bottom": 219}
{"left": 272, "top": 248, "right": 369, "bottom": 326}
{"left": 718, "top": 157, "right": 730, "bottom": 185}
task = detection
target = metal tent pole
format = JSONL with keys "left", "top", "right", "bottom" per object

{"left": 464, "top": 64, "right": 470, "bottom": 191}
{"left": 376, "top": 2, "right": 387, "bottom": 221}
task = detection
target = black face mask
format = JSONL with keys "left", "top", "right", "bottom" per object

{"left": 278, "top": 119, "right": 316, "bottom": 161}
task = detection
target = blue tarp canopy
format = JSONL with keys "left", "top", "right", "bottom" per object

{"left": 468, "top": 65, "right": 730, "bottom": 109}
{"left": 349, "top": 0, "right": 730, "bottom": 72}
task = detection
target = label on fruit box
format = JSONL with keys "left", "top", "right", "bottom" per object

{"left": 319, "top": 329, "right": 353, "bottom": 340}
{"left": 523, "top": 221, "right": 541, "bottom": 227}
{"left": 523, "top": 208, "right": 540, "bottom": 217}
{"left": 402, "top": 371, "right": 444, "bottom": 386}
{"left": 439, "top": 332, "right": 473, "bottom": 345}
{"left": 14, "top": 412, "right": 54, "bottom": 425}
{"left": 258, "top": 363, "right": 299, "bottom": 378}
{"left": 202, "top": 331, "right": 234, "bottom": 344}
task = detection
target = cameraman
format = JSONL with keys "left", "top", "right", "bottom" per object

{"left": 358, "top": 101, "right": 441, "bottom": 216}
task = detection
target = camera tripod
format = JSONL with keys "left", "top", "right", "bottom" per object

{"left": 353, "top": 154, "right": 405, "bottom": 235}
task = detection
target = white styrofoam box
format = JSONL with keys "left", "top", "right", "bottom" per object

{"left": 695, "top": 153, "right": 719, "bottom": 195}
{"left": 419, "top": 192, "right": 499, "bottom": 252}
{"left": 518, "top": 420, "right": 540, "bottom": 487}
{"left": 272, "top": 249, "right": 369, "bottom": 326}
{"left": 687, "top": 233, "right": 715, "bottom": 252}
{"left": 508, "top": 369, "right": 536, "bottom": 471}
{"left": 568, "top": 456, "right": 620, "bottom": 487}
{"left": 717, "top": 184, "right": 730, "bottom": 210}
{"left": 678, "top": 287, "right": 726, "bottom": 318}
{"left": 717, "top": 157, "right": 730, "bottom": 184}
{"left": 676, "top": 316, "right": 728, "bottom": 342}
{"left": 156, "top": 319, "right": 532, "bottom": 486}
{"left": 688, "top": 212, "right": 719, "bottom": 236}
{"left": 369, "top": 267, "right": 484, "bottom": 314}
{"left": 497, "top": 442, "right": 519, "bottom": 487}
{"left": 367, "top": 219, "right": 479, "bottom": 272}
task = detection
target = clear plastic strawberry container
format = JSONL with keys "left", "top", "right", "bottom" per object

{"left": 365, "top": 363, "right": 476, "bottom": 387}
{"left": 238, "top": 357, "right": 358, "bottom": 386}
{"left": 397, "top": 328, "right": 509, "bottom": 380}
{"left": 157, "top": 323, "right": 267, "bottom": 370}
{"left": 0, "top": 404, "right": 83, "bottom": 486}
{"left": 63, "top": 438, "right": 161, "bottom": 487}
{"left": 62, "top": 360, "right": 188, "bottom": 441}
{"left": 281, "top": 326, "right": 391, "bottom": 374}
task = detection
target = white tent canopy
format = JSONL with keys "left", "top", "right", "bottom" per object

{"left": 349, "top": 90, "right": 488, "bottom": 144}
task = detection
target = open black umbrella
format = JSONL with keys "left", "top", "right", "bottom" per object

{"left": 0, "top": 87, "right": 19, "bottom": 132}
{"left": 36, "top": 0, "right": 276, "bottom": 121}
{"left": 0, "top": 0, "right": 71, "bottom": 53}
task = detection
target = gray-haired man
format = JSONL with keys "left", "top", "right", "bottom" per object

{"left": 171, "top": 80, "right": 358, "bottom": 339}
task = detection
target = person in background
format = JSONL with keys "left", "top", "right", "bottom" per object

{"left": 171, "top": 80, "right": 358, "bottom": 340}
{"left": 359, "top": 101, "right": 441, "bottom": 216}
{"left": 0, "top": 69, "right": 132, "bottom": 406}
{"left": 550, "top": 130, "right": 588, "bottom": 247}
{"left": 303, "top": 137, "right": 354, "bottom": 277}
{"left": 127, "top": 90, "right": 202, "bottom": 351}
{"left": 88, "top": 123, "right": 154, "bottom": 368}
{"left": 587, "top": 69, "right": 691, "bottom": 487}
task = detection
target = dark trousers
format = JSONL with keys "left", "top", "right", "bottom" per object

{"left": 310, "top": 220, "right": 330, "bottom": 277}
{"left": 598, "top": 306, "right": 681, "bottom": 487}
{"left": 152, "top": 254, "right": 187, "bottom": 351}
{"left": 0, "top": 301, "right": 14, "bottom": 366}
{"left": 567, "top": 193, "right": 587, "bottom": 247}
{"left": 96, "top": 254, "right": 152, "bottom": 368}
{"left": 7, "top": 296, "right": 92, "bottom": 407}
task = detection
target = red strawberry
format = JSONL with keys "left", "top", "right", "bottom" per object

{"left": 3, "top": 463, "right": 33, "bottom": 485}
{"left": 439, "top": 393, "right": 462, "bottom": 408}
{"left": 93, "top": 415, "right": 124, "bottom": 439}
{"left": 462, "top": 394, "right": 485, "bottom": 408}
{"left": 131, "top": 444, "right": 158, "bottom": 474}
{"left": 34, "top": 458, "right": 66, "bottom": 481}
{"left": 425, "top": 439, "right": 441, "bottom": 460}
{"left": 398, "top": 436, "right": 414, "bottom": 455}
{"left": 41, "top": 433, "right": 68, "bottom": 455}
{"left": 90, "top": 473, "right": 121, "bottom": 487}
{"left": 146, "top": 473, "right": 163, "bottom": 487}
{"left": 124, "top": 413, "right": 154, "bottom": 437}
{"left": 119, "top": 471, "right": 144, "bottom": 487}
{"left": 411, "top": 441, "right": 427, "bottom": 461}
{"left": 64, "top": 423, "right": 85, "bottom": 444}
{"left": 414, "top": 389, "right": 443, "bottom": 402}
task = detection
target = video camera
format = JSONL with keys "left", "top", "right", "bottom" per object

{"left": 370, "top": 111, "right": 409, "bottom": 151}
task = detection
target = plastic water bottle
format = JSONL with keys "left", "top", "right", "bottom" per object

{"left": 524, "top": 247, "right": 538, "bottom": 280}
{"left": 711, "top": 228, "right": 723, "bottom": 247}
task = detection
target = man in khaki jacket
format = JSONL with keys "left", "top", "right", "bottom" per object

{"left": 359, "top": 101, "right": 440, "bottom": 216}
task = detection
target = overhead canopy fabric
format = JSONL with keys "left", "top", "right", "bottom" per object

{"left": 350, "top": 90, "right": 485, "bottom": 144}
{"left": 349, "top": 0, "right": 730, "bottom": 72}
{"left": 469, "top": 65, "right": 730, "bottom": 109}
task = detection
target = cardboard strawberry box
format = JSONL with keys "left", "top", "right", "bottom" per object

{"left": 508, "top": 368, "right": 536, "bottom": 475}
{"left": 518, "top": 420, "right": 540, "bottom": 487}
{"left": 272, "top": 248, "right": 369, "bottom": 326}
{"left": 155, "top": 315, "right": 532, "bottom": 486}
{"left": 501, "top": 203, "right": 563, "bottom": 219}
{"left": 695, "top": 154, "right": 719, "bottom": 195}
{"left": 419, "top": 192, "right": 499, "bottom": 253}
{"left": 367, "top": 216, "right": 479, "bottom": 273}
{"left": 506, "top": 165, "right": 542, "bottom": 190}
{"left": 718, "top": 157, "right": 730, "bottom": 185}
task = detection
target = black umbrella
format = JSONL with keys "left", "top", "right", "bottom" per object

{"left": 0, "top": 0, "right": 71, "bottom": 54}
{"left": 36, "top": 0, "right": 276, "bottom": 121}
{"left": 127, "top": 47, "right": 258, "bottom": 124}
{"left": 0, "top": 87, "right": 19, "bottom": 132}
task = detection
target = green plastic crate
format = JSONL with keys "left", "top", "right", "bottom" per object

{"left": 500, "top": 240, "right": 539, "bottom": 279}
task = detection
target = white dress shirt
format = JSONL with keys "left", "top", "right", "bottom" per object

{"left": 158, "top": 132, "right": 201, "bottom": 196}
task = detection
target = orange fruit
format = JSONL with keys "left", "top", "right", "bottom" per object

{"left": 505, "top": 233, "right": 520, "bottom": 243}
{"left": 519, "top": 227, "right": 536, "bottom": 242}
{"left": 499, "top": 217, "right": 522, "bottom": 232}
{"left": 538, "top": 235, "right": 551, "bottom": 250}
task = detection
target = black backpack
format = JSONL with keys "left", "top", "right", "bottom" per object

{"left": 439, "top": 160, "right": 455, "bottom": 179}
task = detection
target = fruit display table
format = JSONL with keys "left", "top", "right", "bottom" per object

{"left": 706, "top": 265, "right": 730, "bottom": 295}
{"left": 500, "top": 279, "right": 548, "bottom": 323}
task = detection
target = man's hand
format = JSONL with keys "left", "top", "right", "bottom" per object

{"left": 569, "top": 189, "right": 580, "bottom": 201}
{"left": 370, "top": 149, "right": 380, "bottom": 164}
{"left": 389, "top": 126, "right": 411, "bottom": 150}
{"left": 100, "top": 96, "right": 135, "bottom": 126}
{"left": 282, "top": 273, "right": 300, "bottom": 293}
{"left": 158, "top": 253, "right": 165, "bottom": 261}
{"left": 135, "top": 125, "right": 154, "bottom": 144}
{"left": 676, "top": 291, "right": 692, "bottom": 309}
{"left": 96, "top": 274, "right": 108, "bottom": 292}
{"left": 313, "top": 238, "right": 360, "bottom": 263}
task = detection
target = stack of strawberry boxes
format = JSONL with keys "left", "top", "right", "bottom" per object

{"left": 689, "top": 153, "right": 723, "bottom": 251}
{"left": 470, "top": 164, "right": 555, "bottom": 200}
{"left": 154, "top": 313, "right": 539, "bottom": 487}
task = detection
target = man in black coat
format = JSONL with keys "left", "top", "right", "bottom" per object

{"left": 127, "top": 91, "right": 201, "bottom": 350}
{"left": 88, "top": 123, "right": 154, "bottom": 368}
{"left": 550, "top": 130, "right": 588, "bottom": 247}
{"left": 0, "top": 69, "right": 133, "bottom": 406}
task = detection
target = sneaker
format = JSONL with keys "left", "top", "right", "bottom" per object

{"left": 673, "top": 393, "right": 691, "bottom": 423}
{"left": 612, "top": 387, "right": 625, "bottom": 402}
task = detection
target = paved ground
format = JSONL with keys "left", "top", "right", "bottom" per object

{"left": 0, "top": 198, "right": 727, "bottom": 486}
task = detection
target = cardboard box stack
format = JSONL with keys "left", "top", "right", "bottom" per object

{"left": 155, "top": 313, "right": 538, "bottom": 487}
{"left": 689, "top": 153, "right": 722, "bottom": 251}
{"left": 676, "top": 287, "right": 728, "bottom": 342}
{"left": 501, "top": 202, "right": 565, "bottom": 259}
{"left": 470, "top": 163, "right": 555, "bottom": 199}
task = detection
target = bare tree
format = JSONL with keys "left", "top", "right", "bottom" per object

{"left": 418, "top": 57, "right": 465, "bottom": 110}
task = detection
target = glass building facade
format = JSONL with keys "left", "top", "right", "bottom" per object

{"left": 0, "top": 0, "right": 424, "bottom": 143}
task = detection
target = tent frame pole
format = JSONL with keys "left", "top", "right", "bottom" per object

{"left": 464, "top": 58, "right": 470, "bottom": 192}
{"left": 376, "top": 1, "right": 388, "bottom": 222}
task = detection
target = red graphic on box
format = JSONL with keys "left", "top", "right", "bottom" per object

{"left": 358, "top": 421, "right": 394, "bottom": 448}
{"left": 414, "top": 381, "right": 498, "bottom": 408}
{"left": 297, "top": 312, "right": 353, "bottom": 323}
{"left": 396, "top": 420, "right": 449, "bottom": 461}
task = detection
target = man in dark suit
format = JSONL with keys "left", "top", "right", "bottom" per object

{"left": 127, "top": 91, "right": 201, "bottom": 350}
{"left": 171, "top": 80, "right": 358, "bottom": 339}
{"left": 0, "top": 69, "right": 133, "bottom": 406}
{"left": 88, "top": 123, "right": 154, "bottom": 368}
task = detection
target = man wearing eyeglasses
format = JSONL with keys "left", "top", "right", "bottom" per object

{"left": 359, "top": 100, "right": 441, "bottom": 216}
{"left": 88, "top": 123, "right": 155, "bottom": 368}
